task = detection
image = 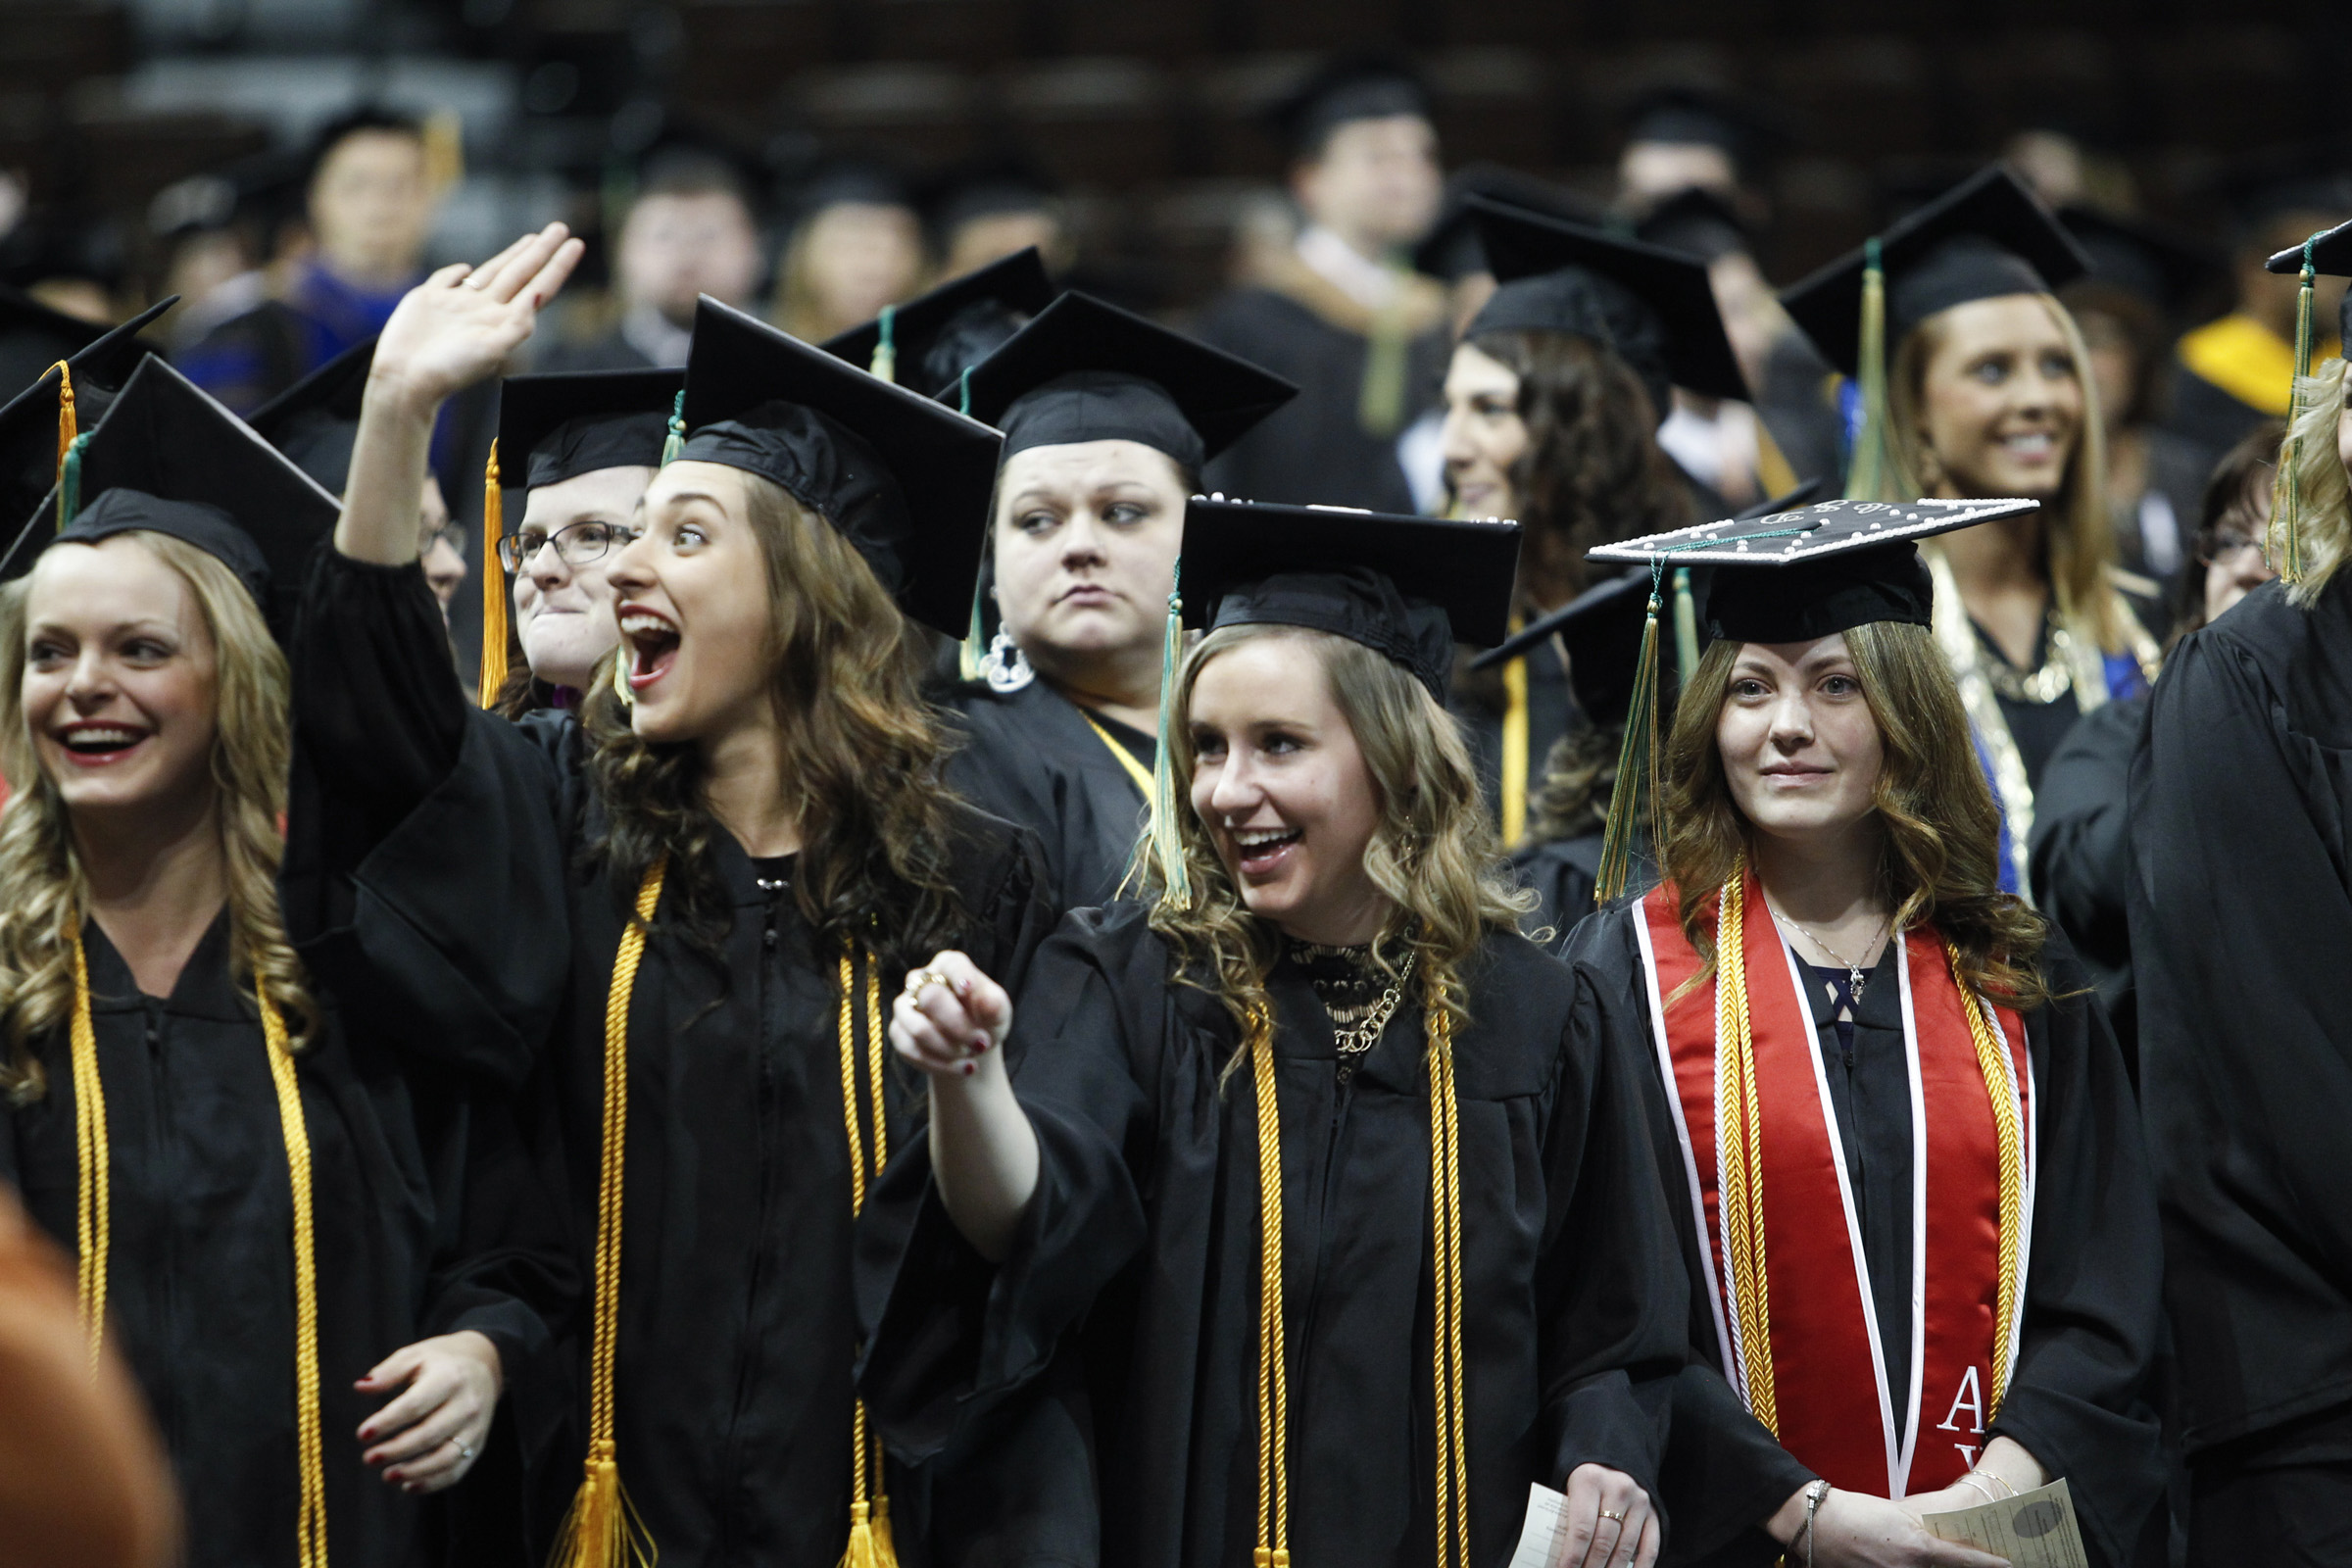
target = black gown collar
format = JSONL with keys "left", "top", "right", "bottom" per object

{"left": 80, "top": 906, "right": 243, "bottom": 1020}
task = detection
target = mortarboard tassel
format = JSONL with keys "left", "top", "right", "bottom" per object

{"left": 2271, "top": 235, "right": 2321, "bottom": 585}
{"left": 1671, "top": 566, "right": 1700, "bottom": 686}
{"left": 48, "top": 360, "right": 75, "bottom": 487}
{"left": 957, "top": 576, "right": 988, "bottom": 682}
{"left": 478, "top": 440, "right": 510, "bottom": 709}
{"left": 1844, "top": 237, "right": 1892, "bottom": 503}
{"left": 1593, "top": 569, "right": 1665, "bottom": 906}
{"left": 660, "top": 389, "right": 686, "bottom": 467}
{"left": 956, "top": 366, "right": 974, "bottom": 419}
{"left": 1148, "top": 562, "right": 1191, "bottom": 905}
{"left": 869, "top": 305, "right": 898, "bottom": 385}
{"left": 56, "top": 430, "right": 90, "bottom": 532}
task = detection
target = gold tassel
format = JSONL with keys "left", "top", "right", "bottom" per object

{"left": 479, "top": 439, "right": 510, "bottom": 709}
{"left": 548, "top": 1447, "right": 654, "bottom": 1568}
{"left": 50, "top": 360, "right": 75, "bottom": 485}
{"left": 869, "top": 1495, "right": 898, "bottom": 1568}
{"left": 1593, "top": 579, "right": 1664, "bottom": 906}
{"left": 2271, "top": 237, "right": 2320, "bottom": 585}
{"left": 1498, "top": 629, "right": 1528, "bottom": 848}
{"left": 1844, "top": 238, "right": 1891, "bottom": 503}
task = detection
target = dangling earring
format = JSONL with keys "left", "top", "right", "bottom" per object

{"left": 983, "top": 629, "right": 1034, "bottom": 694}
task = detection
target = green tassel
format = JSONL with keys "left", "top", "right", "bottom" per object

{"left": 2273, "top": 235, "right": 2321, "bottom": 584}
{"left": 56, "top": 430, "right": 90, "bottom": 531}
{"left": 870, "top": 305, "right": 898, "bottom": 384}
{"left": 1593, "top": 575, "right": 1663, "bottom": 907}
{"left": 1671, "top": 566, "right": 1699, "bottom": 686}
{"left": 660, "top": 390, "right": 686, "bottom": 467}
{"left": 1844, "top": 237, "right": 1891, "bottom": 503}
{"left": 1148, "top": 562, "right": 1190, "bottom": 905}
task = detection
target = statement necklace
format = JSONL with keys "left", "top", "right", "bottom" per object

{"left": 1978, "top": 621, "right": 2075, "bottom": 705}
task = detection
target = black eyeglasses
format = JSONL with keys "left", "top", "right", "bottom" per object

{"left": 495, "top": 518, "right": 638, "bottom": 573}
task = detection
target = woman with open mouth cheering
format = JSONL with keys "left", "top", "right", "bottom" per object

{"left": 867, "top": 499, "right": 1688, "bottom": 1568}
{"left": 286, "top": 224, "right": 1061, "bottom": 1567}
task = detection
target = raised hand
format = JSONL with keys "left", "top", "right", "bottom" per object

{"left": 368, "top": 223, "right": 585, "bottom": 411}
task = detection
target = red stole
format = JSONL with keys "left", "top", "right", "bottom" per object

{"left": 1635, "top": 877, "right": 2034, "bottom": 1497}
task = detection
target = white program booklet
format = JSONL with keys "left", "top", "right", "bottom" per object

{"left": 1506, "top": 1483, "right": 1573, "bottom": 1568}
{"left": 1922, "top": 1478, "right": 2090, "bottom": 1568}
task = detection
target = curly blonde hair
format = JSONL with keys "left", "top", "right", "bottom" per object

{"left": 1142, "top": 624, "right": 1531, "bottom": 1077}
{"left": 0, "top": 532, "right": 315, "bottom": 1102}
{"left": 2276, "top": 356, "right": 2352, "bottom": 609}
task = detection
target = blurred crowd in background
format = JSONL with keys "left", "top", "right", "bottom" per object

{"left": 3, "top": 0, "right": 2349, "bottom": 669}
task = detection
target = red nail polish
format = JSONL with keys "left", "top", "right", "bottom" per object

{"left": 963, "top": 1061, "right": 975, "bottom": 1076}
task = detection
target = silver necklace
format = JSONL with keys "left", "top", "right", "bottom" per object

{"left": 1764, "top": 897, "right": 1889, "bottom": 1003}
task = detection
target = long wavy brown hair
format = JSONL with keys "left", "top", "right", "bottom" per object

{"left": 0, "top": 533, "right": 317, "bottom": 1102}
{"left": 1142, "top": 624, "right": 1532, "bottom": 1075}
{"left": 1656, "top": 620, "right": 2052, "bottom": 1010}
{"left": 579, "top": 470, "right": 974, "bottom": 968}
{"left": 1459, "top": 327, "right": 1693, "bottom": 613}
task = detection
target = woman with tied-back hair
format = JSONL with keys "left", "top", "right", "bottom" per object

{"left": 861, "top": 500, "right": 1687, "bottom": 1568}
{"left": 1557, "top": 500, "right": 2164, "bottom": 1566}
{"left": 284, "top": 223, "right": 1062, "bottom": 1568}
{"left": 0, "top": 357, "right": 563, "bottom": 1568}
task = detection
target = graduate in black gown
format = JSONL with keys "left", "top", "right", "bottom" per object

{"left": 865, "top": 499, "right": 1689, "bottom": 1568}
{"left": 2129, "top": 218, "right": 2352, "bottom": 1564}
{"left": 1555, "top": 498, "right": 2166, "bottom": 1566}
{"left": 941, "top": 291, "right": 1294, "bottom": 911}
{"left": 285, "top": 224, "right": 1060, "bottom": 1568}
{"left": 0, "top": 356, "right": 563, "bottom": 1568}
{"left": 1437, "top": 196, "right": 1747, "bottom": 841}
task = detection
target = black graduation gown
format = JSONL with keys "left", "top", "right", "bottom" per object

{"left": 2028, "top": 696, "right": 2145, "bottom": 1069}
{"left": 1454, "top": 636, "right": 1577, "bottom": 830}
{"left": 2129, "top": 573, "right": 2352, "bottom": 1460}
{"left": 0, "top": 913, "right": 557, "bottom": 1568}
{"left": 938, "top": 677, "right": 1152, "bottom": 914}
{"left": 1192, "top": 287, "right": 1444, "bottom": 514}
{"left": 1513, "top": 833, "right": 1604, "bottom": 954}
{"left": 861, "top": 902, "right": 1690, "bottom": 1568}
{"left": 1559, "top": 906, "right": 2167, "bottom": 1568}
{"left": 283, "top": 550, "right": 1061, "bottom": 1568}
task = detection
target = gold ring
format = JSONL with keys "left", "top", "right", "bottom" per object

{"left": 1600, "top": 1508, "right": 1627, "bottom": 1523}
{"left": 903, "top": 967, "right": 951, "bottom": 999}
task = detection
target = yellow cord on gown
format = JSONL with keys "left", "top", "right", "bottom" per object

{"left": 1711, "top": 861, "right": 2027, "bottom": 1433}
{"left": 1246, "top": 977, "right": 1471, "bottom": 1568}
{"left": 1079, "top": 710, "right": 1155, "bottom": 800}
{"left": 550, "top": 862, "right": 665, "bottom": 1568}
{"left": 69, "top": 932, "right": 328, "bottom": 1568}
{"left": 1499, "top": 648, "right": 1529, "bottom": 848}
{"left": 834, "top": 949, "right": 900, "bottom": 1568}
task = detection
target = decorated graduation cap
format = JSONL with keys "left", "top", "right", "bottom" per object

{"left": 675, "top": 293, "right": 1001, "bottom": 636}
{"left": 468, "top": 366, "right": 683, "bottom": 705}
{"left": 0, "top": 356, "right": 339, "bottom": 637}
{"left": 818, "top": 246, "right": 1055, "bottom": 400}
{"left": 248, "top": 333, "right": 375, "bottom": 493}
{"left": 1781, "top": 166, "right": 2088, "bottom": 503}
{"left": 1270, "top": 53, "right": 1432, "bottom": 160}
{"left": 1464, "top": 195, "right": 1749, "bottom": 416}
{"left": 1568, "top": 493, "right": 2038, "bottom": 902}
{"left": 1411, "top": 165, "right": 1601, "bottom": 284}
{"left": 2258, "top": 216, "right": 2352, "bottom": 585}
{"left": 0, "top": 294, "right": 175, "bottom": 534}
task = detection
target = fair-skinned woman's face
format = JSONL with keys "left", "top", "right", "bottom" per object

{"left": 511, "top": 465, "right": 654, "bottom": 691}
{"left": 1188, "top": 635, "right": 1389, "bottom": 947}
{"left": 22, "top": 539, "right": 220, "bottom": 821}
{"left": 2201, "top": 468, "right": 2278, "bottom": 626}
{"left": 994, "top": 440, "right": 1186, "bottom": 669}
{"left": 1716, "top": 635, "right": 1885, "bottom": 849}
{"left": 1915, "top": 295, "right": 2083, "bottom": 502}
{"left": 608, "top": 461, "right": 776, "bottom": 746}
{"left": 1440, "top": 341, "right": 1526, "bottom": 520}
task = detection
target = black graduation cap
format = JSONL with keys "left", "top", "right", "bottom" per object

{"left": 1619, "top": 84, "right": 1788, "bottom": 178}
{"left": 1463, "top": 196, "right": 1748, "bottom": 414}
{"left": 0, "top": 294, "right": 176, "bottom": 539}
{"left": 1634, "top": 186, "right": 1756, "bottom": 267}
{"left": 1412, "top": 165, "right": 1604, "bottom": 284}
{"left": 1780, "top": 166, "right": 2090, "bottom": 379}
{"left": 675, "top": 294, "right": 1001, "bottom": 636}
{"left": 0, "top": 356, "right": 340, "bottom": 636}
{"left": 1177, "top": 501, "right": 1523, "bottom": 701}
{"left": 0, "top": 284, "right": 126, "bottom": 402}
{"left": 2057, "top": 206, "right": 2224, "bottom": 320}
{"left": 959, "top": 290, "right": 1297, "bottom": 471}
{"left": 2263, "top": 214, "right": 2352, "bottom": 383}
{"left": 495, "top": 367, "right": 682, "bottom": 492}
{"left": 818, "top": 248, "right": 1056, "bottom": 401}
{"left": 1270, "top": 53, "right": 1432, "bottom": 160}
{"left": 1589, "top": 494, "right": 2038, "bottom": 643}
{"left": 247, "top": 334, "right": 375, "bottom": 494}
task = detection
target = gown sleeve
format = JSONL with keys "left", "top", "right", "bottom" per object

{"left": 858, "top": 907, "right": 1154, "bottom": 1462}
{"left": 2027, "top": 698, "right": 2145, "bottom": 1063}
{"left": 280, "top": 548, "right": 573, "bottom": 1092}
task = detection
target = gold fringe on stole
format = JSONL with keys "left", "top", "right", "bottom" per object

{"left": 479, "top": 439, "right": 511, "bottom": 708}
{"left": 835, "top": 949, "right": 901, "bottom": 1568}
{"left": 549, "top": 861, "right": 665, "bottom": 1568}
{"left": 68, "top": 936, "right": 109, "bottom": 1374}
{"left": 262, "top": 989, "right": 331, "bottom": 1568}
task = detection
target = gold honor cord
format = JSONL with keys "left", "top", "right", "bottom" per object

{"left": 1246, "top": 984, "right": 1473, "bottom": 1568}
{"left": 834, "top": 949, "right": 900, "bottom": 1568}
{"left": 479, "top": 439, "right": 511, "bottom": 709}
{"left": 1712, "top": 864, "right": 2027, "bottom": 1434}
{"left": 69, "top": 933, "right": 328, "bottom": 1567}
{"left": 1498, "top": 647, "right": 1529, "bottom": 848}
{"left": 1078, "top": 710, "right": 1156, "bottom": 800}
{"left": 553, "top": 861, "right": 665, "bottom": 1568}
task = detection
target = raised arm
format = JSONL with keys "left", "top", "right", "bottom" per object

{"left": 339, "top": 224, "right": 584, "bottom": 565}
